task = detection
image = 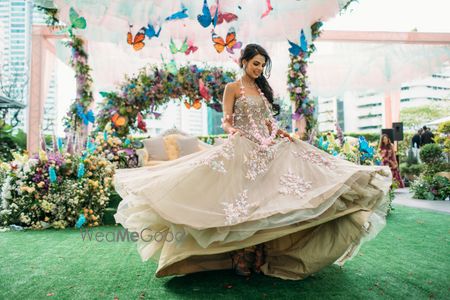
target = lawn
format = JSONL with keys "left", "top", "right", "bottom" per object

{"left": 0, "top": 206, "right": 449, "bottom": 300}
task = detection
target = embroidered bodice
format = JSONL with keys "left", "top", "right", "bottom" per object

{"left": 233, "top": 80, "right": 274, "bottom": 144}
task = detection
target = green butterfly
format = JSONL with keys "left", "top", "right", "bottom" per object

{"left": 160, "top": 54, "right": 178, "bottom": 75}
{"left": 169, "top": 38, "right": 188, "bottom": 54}
{"left": 59, "top": 7, "right": 87, "bottom": 36}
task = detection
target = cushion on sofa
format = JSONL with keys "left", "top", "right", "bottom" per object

{"left": 176, "top": 136, "right": 200, "bottom": 157}
{"left": 142, "top": 137, "right": 169, "bottom": 161}
{"left": 164, "top": 134, "right": 181, "bottom": 160}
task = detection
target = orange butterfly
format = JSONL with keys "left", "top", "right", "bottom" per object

{"left": 127, "top": 25, "right": 146, "bottom": 51}
{"left": 211, "top": 27, "right": 242, "bottom": 54}
{"left": 111, "top": 113, "right": 127, "bottom": 127}
{"left": 184, "top": 99, "right": 202, "bottom": 110}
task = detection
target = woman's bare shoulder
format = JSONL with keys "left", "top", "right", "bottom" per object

{"left": 226, "top": 81, "right": 242, "bottom": 98}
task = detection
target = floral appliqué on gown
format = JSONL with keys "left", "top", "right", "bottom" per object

{"left": 114, "top": 81, "right": 392, "bottom": 280}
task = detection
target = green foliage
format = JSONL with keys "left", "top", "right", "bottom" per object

{"left": 0, "top": 124, "right": 24, "bottom": 162}
{"left": 420, "top": 144, "right": 443, "bottom": 165}
{"left": 400, "top": 162, "right": 423, "bottom": 177}
{"left": 410, "top": 175, "right": 450, "bottom": 200}
{"left": 400, "top": 104, "right": 450, "bottom": 130}
{"left": 435, "top": 120, "right": 450, "bottom": 155}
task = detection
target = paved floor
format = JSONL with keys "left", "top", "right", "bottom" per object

{"left": 393, "top": 188, "right": 450, "bottom": 214}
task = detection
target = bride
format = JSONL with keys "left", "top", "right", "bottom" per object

{"left": 114, "top": 44, "right": 392, "bottom": 280}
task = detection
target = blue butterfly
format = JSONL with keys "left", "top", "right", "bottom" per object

{"left": 165, "top": 4, "right": 188, "bottom": 21}
{"left": 197, "top": 0, "right": 218, "bottom": 28}
{"left": 358, "top": 136, "right": 374, "bottom": 158}
{"left": 77, "top": 162, "right": 85, "bottom": 178}
{"left": 49, "top": 166, "right": 57, "bottom": 183}
{"left": 75, "top": 214, "right": 86, "bottom": 229}
{"left": 288, "top": 29, "right": 308, "bottom": 56}
{"left": 144, "top": 23, "right": 161, "bottom": 39}
{"left": 76, "top": 104, "right": 95, "bottom": 125}
{"left": 86, "top": 139, "right": 96, "bottom": 154}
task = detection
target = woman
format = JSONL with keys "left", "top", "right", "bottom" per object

{"left": 114, "top": 44, "right": 392, "bottom": 280}
{"left": 380, "top": 134, "right": 405, "bottom": 188}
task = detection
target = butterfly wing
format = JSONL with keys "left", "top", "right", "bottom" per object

{"left": 179, "top": 38, "right": 189, "bottom": 53}
{"left": 184, "top": 101, "right": 191, "bottom": 109}
{"left": 300, "top": 29, "right": 308, "bottom": 52}
{"left": 197, "top": 0, "right": 212, "bottom": 28}
{"left": 212, "top": 31, "right": 225, "bottom": 53}
{"left": 261, "top": 0, "right": 273, "bottom": 18}
{"left": 199, "top": 79, "right": 211, "bottom": 101}
{"left": 169, "top": 38, "right": 178, "bottom": 54}
{"left": 166, "top": 4, "right": 189, "bottom": 21}
{"left": 288, "top": 40, "right": 301, "bottom": 56}
{"left": 222, "top": 12, "right": 238, "bottom": 23}
{"left": 224, "top": 28, "right": 237, "bottom": 53}
{"left": 133, "top": 28, "right": 146, "bottom": 51}
{"left": 227, "top": 41, "right": 242, "bottom": 54}
{"left": 69, "top": 7, "right": 79, "bottom": 25}
{"left": 193, "top": 99, "right": 202, "bottom": 109}
{"left": 86, "top": 110, "right": 95, "bottom": 124}
{"left": 212, "top": 5, "right": 219, "bottom": 27}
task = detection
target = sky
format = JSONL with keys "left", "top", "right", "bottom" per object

{"left": 324, "top": 0, "right": 450, "bottom": 33}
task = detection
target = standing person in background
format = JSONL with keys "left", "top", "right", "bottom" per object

{"left": 411, "top": 128, "right": 423, "bottom": 162}
{"left": 380, "top": 134, "right": 405, "bottom": 188}
{"left": 411, "top": 128, "right": 423, "bottom": 149}
{"left": 421, "top": 126, "right": 435, "bottom": 145}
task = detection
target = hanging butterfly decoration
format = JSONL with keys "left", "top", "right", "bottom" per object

{"left": 137, "top": 112, "right": 147, "bottom": 132}
{"left": 111, "top": 113, "right": 128, "bottom": 127}
{"left": 288, "top": 29, "right": 308, "bottom": 56}
{"left": 143, "top": 22, "right": 162, "bottom": 39}
{"left": 261, "top": 0, "right": 273, "bottom": 18}
{"left": 185, "top": 40, "right": 199, "bottom": 55}
{"left": 59, "top": 7, "right": 87, "bottom": 36}
{"left": 165, "top": 4, "right": 189, "bottom": 21}
{"left": 197, "top": 0, "right": 219, "bottom": 28}
{"left": 210, "top": 4, "right": 238, "bottom": 24}
{"left": 76, "top": 104, "right": 95, "bottom": 125}
{"left": 211, "top": 27, "right": 242, "bottom": 54}
{"left": 198, "top": 79, "right": 211, "bottom": 101}
{"left": 161, "top": 54, "right": 178, "bottom": 75}
{"left": 169, "top": 37, "right": 189, "bottom": 54}
{"left": 127, "top": 25, "right": 146, "bottom": 51}
{"left": 184, "top": 99, "right": 202, "bottom": 110}
{"left": 75, "top": 214, "right": 86, "bottom": 229}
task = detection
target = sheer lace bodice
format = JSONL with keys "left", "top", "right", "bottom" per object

{"left": 233, "top": 81, "right": 274, "bottom": 144}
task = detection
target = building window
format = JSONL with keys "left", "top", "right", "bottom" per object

{"left": 358, "top": 113, "right": 382, "bottom": 119}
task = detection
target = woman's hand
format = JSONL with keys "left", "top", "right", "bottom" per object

{"left": 277, "top": 129, "right": 294, "bottom": 142}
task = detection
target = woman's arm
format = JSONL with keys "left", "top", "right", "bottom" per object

{"left": 221, "top": 83, "right": 240, "bottom": 135}
{"left": 265, "top": 119, "right": 293, "bottom": 142}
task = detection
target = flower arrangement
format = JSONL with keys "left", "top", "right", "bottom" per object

{"left": 288, "top": 21, "right": 323, "bottom": 138}
{"left": 314, "top": 131, "right": 382, "bottom": 166}
{"left": 96, "top": 64, "right": 236, "bottom": 138}
{"left": 63, "top": 35, "right": 95, "bottom": 132}
{"left": 0, "top": 150, "right": 114, "bottom": 229}
{"left": 92, "top": 127, "right": 141, "bottom": 169}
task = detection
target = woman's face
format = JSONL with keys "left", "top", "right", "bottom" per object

{"left": 382, "top": 136, "right": 388, "bottom": 144}
{"left": 243, "top": 54, "right": 266, "bottom": 79}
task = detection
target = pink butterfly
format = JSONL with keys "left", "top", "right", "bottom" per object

{"left": 209, "top": 4, "right": 238, "bottom": 24}
{"left": 185, "top": 40, "right": 198, "bottom": 55}
{"left": 261, "top": 0, "right": 273, "bottom": 18}
{"left": 199, "top": 79, "right": 211, "bottom": 101}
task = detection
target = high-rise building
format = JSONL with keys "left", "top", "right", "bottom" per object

{"left": 0, "top": 0, "right": 33, "bottom": 130}
{"left": 316, "top": 66, "right": 450, "bottom": 133}
{"left": 0, "top": 1, "right": 58, "bottom": 134}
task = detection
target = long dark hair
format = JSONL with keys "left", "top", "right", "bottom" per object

{"left": 239, "top": 44, "right": 280, "bottom": 115}
{"left": 380, "top": 134, "right": 393, "bottom": 150}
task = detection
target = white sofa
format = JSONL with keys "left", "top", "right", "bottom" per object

{"left": 136, "top": 128, "right": 213, "bottom": 167}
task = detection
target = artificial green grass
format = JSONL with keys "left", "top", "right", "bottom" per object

{"left": 0, "top": 206, "right": 449, "bottom": 300}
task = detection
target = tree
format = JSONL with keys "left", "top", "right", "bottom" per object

{"left": 400, "top": 103, "right": 450, "bottom": 130}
